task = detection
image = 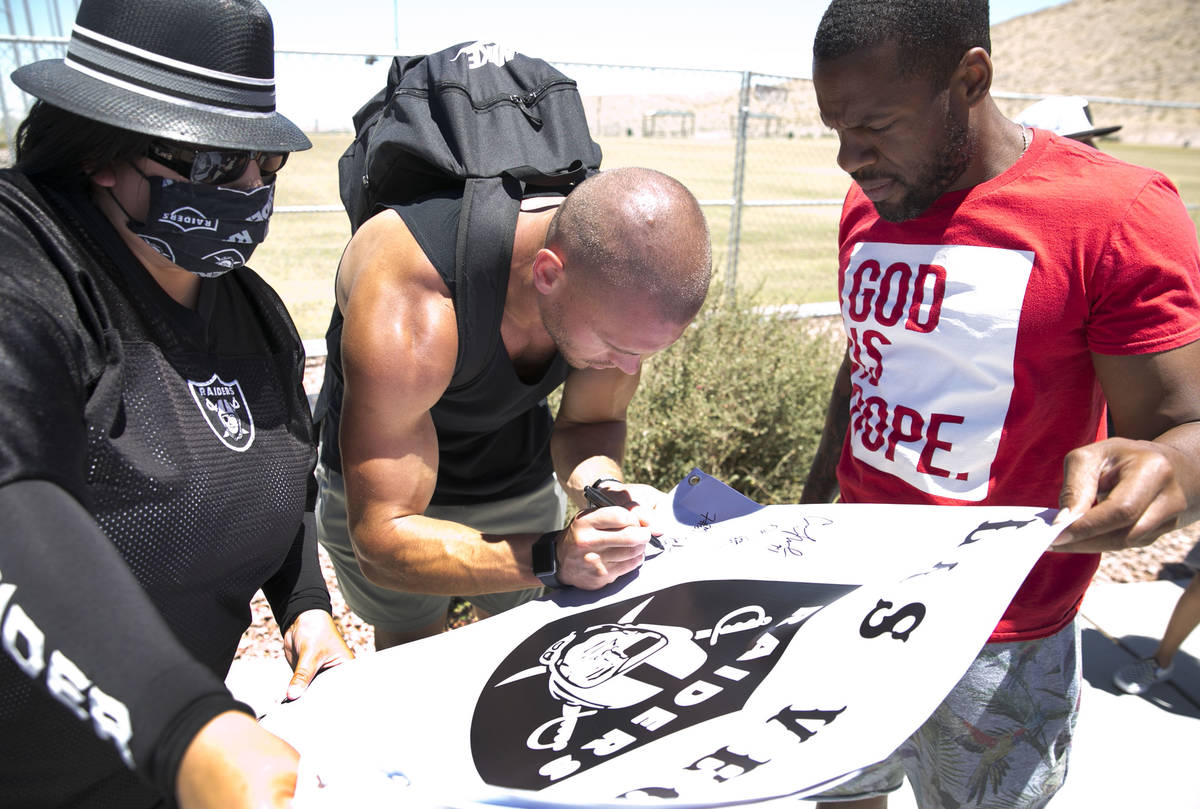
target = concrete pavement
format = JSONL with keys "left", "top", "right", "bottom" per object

{"left": 1058, "top": 579, "right": 1199, "bottom": 808}
{"left": 228, "top": 578, "right": 1200, "bottom": 808}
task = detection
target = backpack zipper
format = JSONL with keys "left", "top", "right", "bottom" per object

{"left": 397, "top": 78, "right": 578, "bottom": 126}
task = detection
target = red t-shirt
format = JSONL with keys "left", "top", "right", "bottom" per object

{"left": 835, "top": 130, "right": 1200, "bottom": 641}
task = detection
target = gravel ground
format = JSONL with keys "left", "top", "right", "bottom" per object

{"left": 234, "top": 356, "right": 1200, "bottom": 660}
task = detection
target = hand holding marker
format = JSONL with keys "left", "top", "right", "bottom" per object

{"left": 583, "top": 482, "right": 621, "bottom": 510}
{"left": 582, "top": 480, "right": 650, "bottom": 577}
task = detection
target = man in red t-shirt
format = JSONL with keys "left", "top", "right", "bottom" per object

{"left": 801, "top": 1, "right": 1200, "bottom": 808}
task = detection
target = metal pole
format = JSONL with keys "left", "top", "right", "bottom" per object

{"left": 0, "top": 0, "right": 13, "bottom": 157}
{"left": 20, "top": 0, "right": 36, "bottom": 61}
{"left": 392, "top": 0, "right": 398, "bottom": 51}
{"left": 724, "top": 70, "right": 751, "bottom": 305}
{"left": 0, "top": 50, "right": 11, "bottom": 160}
{"left": 49, "top": 0, "right": 64, "bottom": 37}
{"left": 4, "top": 0, "right": 30, "bottom": 122}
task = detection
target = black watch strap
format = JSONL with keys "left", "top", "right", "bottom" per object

{"left": 591, "top": 477, "right": 622, "bottom": 490}
{"left": 532, "top": 529, "right": 565, "bottom": 589}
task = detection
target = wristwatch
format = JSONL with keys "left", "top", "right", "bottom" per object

{"left": 532, "top": 529, "right": 565, "bottom": 589}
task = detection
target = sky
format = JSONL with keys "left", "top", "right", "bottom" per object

{"left": 257, "top": 0, "right": 1067, "bottom": 76}
{"left": 8, "top": 0, "right": 1070, "bottom": 133}
{"left": 257, "top": 0, "right": 1069, "bottom": 131}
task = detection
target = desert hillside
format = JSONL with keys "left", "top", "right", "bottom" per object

{"left": 990, "top": 0, "right": 1199, "bottom": 143}
{"left": 991, "top": 0, "right": 1199, "bottom": 102}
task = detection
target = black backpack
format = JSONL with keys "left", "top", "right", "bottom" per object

{"left": 313, "top": 41, "right": 603, "bottom": 453}
{"left": 334, "top": 41, "right": 603, "bottom": 385}
{"left": 338, "top": 41, "right": 603, "bottom": 232}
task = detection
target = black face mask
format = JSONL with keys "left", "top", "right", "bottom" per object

{"left": 120, "top": 171, "right": 274, "bottom": 277}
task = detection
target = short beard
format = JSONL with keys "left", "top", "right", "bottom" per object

{"left": 866, "top": 115, "right": 973, "bottom": 223}
{"left": 539, "top": 297, "right": 586, "bottom": 370}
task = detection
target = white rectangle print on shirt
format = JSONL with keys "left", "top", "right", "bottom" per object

{"left": 841, "top": 241, "right": 1035, "bottom": 501}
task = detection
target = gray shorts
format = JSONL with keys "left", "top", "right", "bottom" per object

{"left": 315, "top": 464, "right": 566, "bottom": 632}
{"left": 811, "top": 619, "right": 1081, "bottom": 808}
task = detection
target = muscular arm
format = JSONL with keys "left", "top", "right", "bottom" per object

{"left": 336, "top": 210, "right": 523, "bottom": 595}
{"left": 549, "top": 364, "right": 659, "bottom": 583}
{"left": 1054, "top": 341, "right": 1200, "bottom": 551}
{"left": 800, "top": 348, "right": 852, "bottom": 504}
{"left": 551, "top": 365, "right": 641, "bottom": 507}
{"left": 337, "top": 212, "right": 645, "bottom": 593}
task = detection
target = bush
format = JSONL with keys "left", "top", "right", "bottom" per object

{"left": 622, "top": 299, "right": 844, "bottom": 504}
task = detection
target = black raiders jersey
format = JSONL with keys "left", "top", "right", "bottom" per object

{"left": 0, "top": 171, "right": 330, "bottom": 806}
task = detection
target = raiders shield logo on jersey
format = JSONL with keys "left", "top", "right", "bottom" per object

{"left": 188, "top": 374, "right": 255, "bottom": 451}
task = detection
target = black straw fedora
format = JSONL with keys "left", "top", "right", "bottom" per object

{"left": 11, "top": 0, "right": 310, "bottom": 153}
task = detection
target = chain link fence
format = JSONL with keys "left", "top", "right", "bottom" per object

{"left": 2, "top": 32, "right": 1198, "bottom": 323}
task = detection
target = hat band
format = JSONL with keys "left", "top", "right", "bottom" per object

{"left": 65, "top": 24, "right": 277, "bottom": 115}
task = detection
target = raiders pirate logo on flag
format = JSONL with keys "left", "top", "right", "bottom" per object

{"left": 188, "top": 374, "right": 255, "bottom": 451}
{"left": 471, "top": 578, "right": 856, "bottom": 791}
{"left": 260, "top": 470, "right": 1062, "bottom": 808}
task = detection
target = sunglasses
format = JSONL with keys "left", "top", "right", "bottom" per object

{"left": 146, "top": 141, "right": 288, "bottom": 185}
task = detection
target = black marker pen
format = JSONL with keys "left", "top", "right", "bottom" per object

{"left": 583, "top": 484, "right": 620, "bottom": 509}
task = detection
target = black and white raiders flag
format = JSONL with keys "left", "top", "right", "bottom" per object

{"left": 267, "top": 469, "right": 1061, "bottom": 808}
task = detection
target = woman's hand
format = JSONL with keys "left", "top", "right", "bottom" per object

{"left": 280, "top": 609, "right": 354, "bottom": 702}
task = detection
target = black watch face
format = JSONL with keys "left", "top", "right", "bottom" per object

{"left": 533, "top": 533, "right": 556, "bottom": 576}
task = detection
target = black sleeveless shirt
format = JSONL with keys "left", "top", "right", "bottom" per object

{"left": 316, "top": 191, "right": 569, "bottom": 505}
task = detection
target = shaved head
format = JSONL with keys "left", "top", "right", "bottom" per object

{"left": 545, "top": 167, "right": 712, "bottom": 324}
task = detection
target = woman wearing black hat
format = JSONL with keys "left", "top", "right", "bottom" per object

{"left": 0, "top": 0, "right": 352, "bottom": 807}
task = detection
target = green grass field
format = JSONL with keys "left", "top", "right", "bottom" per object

{"left": 258, "top": 132, "right": 1200, "bottom": 340}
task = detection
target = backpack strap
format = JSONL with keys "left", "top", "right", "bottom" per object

{"left": 450, "top": 175, "right": 523, "bottom": 385}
